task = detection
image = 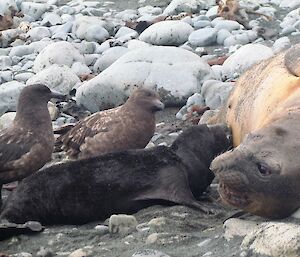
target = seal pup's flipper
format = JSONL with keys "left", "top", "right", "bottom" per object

{"left": 133, "top": 166, "right": 215, "bottom": 214}
{"left": 0, "top": 221, "right": 44, "bottom": 241}
{"left": 284, "top": 44, "right": 300, "bottom": 77}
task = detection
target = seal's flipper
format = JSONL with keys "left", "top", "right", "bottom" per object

{"left": 284, "top": 45, "right": 300, "bottom": 77}
{"left": 0, "top": 221, "right": 44, "bottom": 241}
{"left": 134, "top": 166, "right": 214, "bottom": 214}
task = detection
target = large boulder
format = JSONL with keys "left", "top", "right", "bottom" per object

{"left": 76, "top": 46, "right": 213, "bottom": 112}
{"left": 33, "top": 41, "right": 84, "bottom": 73}
{"left": 139, "top": 20, "right": 194, "bottom": 46}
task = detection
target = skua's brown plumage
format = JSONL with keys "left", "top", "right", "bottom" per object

{"left": 58, "top": 87, "right": 164, "bottom": 159}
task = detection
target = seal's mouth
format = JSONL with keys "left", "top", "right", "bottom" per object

{"left": 218, "top": 183, "right": 250, "bottom": 208}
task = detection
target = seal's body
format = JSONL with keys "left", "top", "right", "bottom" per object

{"left": 0, "top": 125, "right": 231, "bottom": 225}
{"left": 210, "top": 45, "right": 300, "bottom": 218}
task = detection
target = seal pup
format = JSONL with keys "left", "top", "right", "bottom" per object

{"left": 209, "top": 44, "right": 300, "bottom": 218}
{"left": 0, "top": 84, "right": 65, "bottom": 206}
{"left": 0, "top": 124, "right": 231, "bottom": 225}
{"left": 56, "top": 87, "right": 164, "bottom": 159}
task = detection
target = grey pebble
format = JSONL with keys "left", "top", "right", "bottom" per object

{"left": 36, "top": 247, "right": 54, "bottom": 257}
{"left": 94, "top": 224, "right": 110, "bottom": 236}
{"left": 132, "top": 249, "right": 170, "bottom": 257}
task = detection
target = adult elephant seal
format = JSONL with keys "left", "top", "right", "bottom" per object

{"left": 210, "top": 44, "right": 300, "bottom": 219}
{"left": 0, "top": 124, "right": 231, "bottom": 226}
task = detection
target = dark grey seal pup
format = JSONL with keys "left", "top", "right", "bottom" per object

{"left": 0, "top": 84, "right": 65, "bottom": 207}
{"left": 56, "top": 87, "right": 164, "bottom": 159}
{"left": 0, "top": 124, "right": 231, "bottom": 225}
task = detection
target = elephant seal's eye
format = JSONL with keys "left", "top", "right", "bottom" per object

{"left": 257, "top": 163, "right": 272, "bottom": 176}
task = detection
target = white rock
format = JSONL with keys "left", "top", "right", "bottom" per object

{"left": 33, "top": 41, "right": 84, "bottom": 72}
{"left": 83, "top": 25, "right": 109, "bottom": 42}
{"left": 0, "top": 81, "right": 26, "bottom": 114}
{"left": 217, "top": 29, "right": 232, "bottom": 45}
{"left": 246, "top": 30, "right": 258, "bottom": 41}
{"left": 95, "top": 40, "right": 112, "bottom": 54}
{"left": 14, "top": 72, "right": 35, "bottom": 82}
{"left": 126, "top": 39, "right": 151, "bottom": 50}
{"left": 116, "top": 33, "right": 139, "bottom": 44}
{"left": 0, "top": 0, "right": 18, "bottom": 16}
{"left": 273, "top": 37, "right": 291, "bottom": 54}
{"left": 60, "top": 5, "right": 75, "bottom": 15}
{"left": 186, "top": 92, "right": 205, "bottom": 107}
{"left": 0, "top": 112, "right": 16, "bottom": 130}
{"left": 47, "top": 101, "right": 59, "bottom": 121}
{"left": 93, "top": 46, "right": 130, "bottom": 73}
{"left": 193, "top": 20, "right": 211, "bottom": 29}
{"left": 26, "top": 26, "right": 51, "bottom": 41}
{"left": 222, "top": 43, "right": 274, "bottom": 79}
{"left": 94, "top": 225, "right": 109, "bottom": 235}
{"left": 199, "top": 109, "right": 219, "bottom": 124}
{"left": 213, "top": 20, "right": 241, "bottom": 32}
{"left": 51, "top": 20, "right": 73, "bottom": 40}
{"left": 241, "top": 222, "right": 300, "bottom": 257}
{"left": 84, "top": 54, "right": 100, "bottom": 66}
{"left": 223, "top": 218, "right": 260, "bottom": 240}
{"left": 132, "top": 249, "right": 170, "bottom": 257}
{"left": 188, "top": 27, "right": 217, "bottom": 46}
{"left": 201, "top": 80, "right": 234, "bottom": 109}
{"left": 72, "top": 41, "right": 96, "bottom": 55}
{"left": 72, "top": 16, "right": 110, "bottom": 42}
{"left": 0, "top": 70, "right": 13, "bottom": 82}
{"left": 211, "top": 64, "right": 223, "bottom": 80}
{"left": 68, "top": 249, "right": 88, "bottom": 257}
{"left": 115, "top": 9, "right": 138, "bottom": 21}
{"left": 163, "top": 0, "right": 205, "bottom": 16}
{"left": 280, "top": 0, "right": 300, "bottom": 9}
{"left": 29, "top": 40, "right": 51, "bottom": 53}
{"left": 109, "top": 214, "right": 138, "bottom": 235}
{"left": 115, "top": 27, "right": 138, "bottom": 39}
{"left": 176, "top": 92, "right": 205, "bottom": 120}
{"left": 140, "top": 20, "right": 194, "bottom": 46}
{"left": 12, "top": 253, "right": 32, "bottom": 257}
{"left": 0, "top": 56, "right": 12, "bottom": 68}
{"left": 256, "top": 6, "right": 276, "bottom": 18}
{"left": 0, "top": 48, "right": 10, "bottom": 56}
{"left": 70, "top": 61, "right": 91, "bottom": 76}
{"left": 281, "top": 26, "right": 297, "bottom": 36}
{"left": 27, "top": 64, "right": 81, "bottom": 94}
{"left": 76, "top": 46, "right": 213, "bottom": 112}
{"left": 41, "top": 12, "right": 62, "bottom": 26}
{"left": 206, "top": 6, "right": 218, "bottom": 19}
{"left": 9, "top": 45, "right": 34, "bottom": 57}
{"left": 21, "top": 2, "right": 49, "bottom": 20}
{"left": 138, "top": 5, "right": 162, "bottom": 16}
{"left": 223, "top": 33, "right": 250, "bottom": 47}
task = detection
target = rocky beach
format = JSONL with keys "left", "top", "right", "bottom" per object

{"left": 0, "top": 0, "right": 300, "bottom": 256}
